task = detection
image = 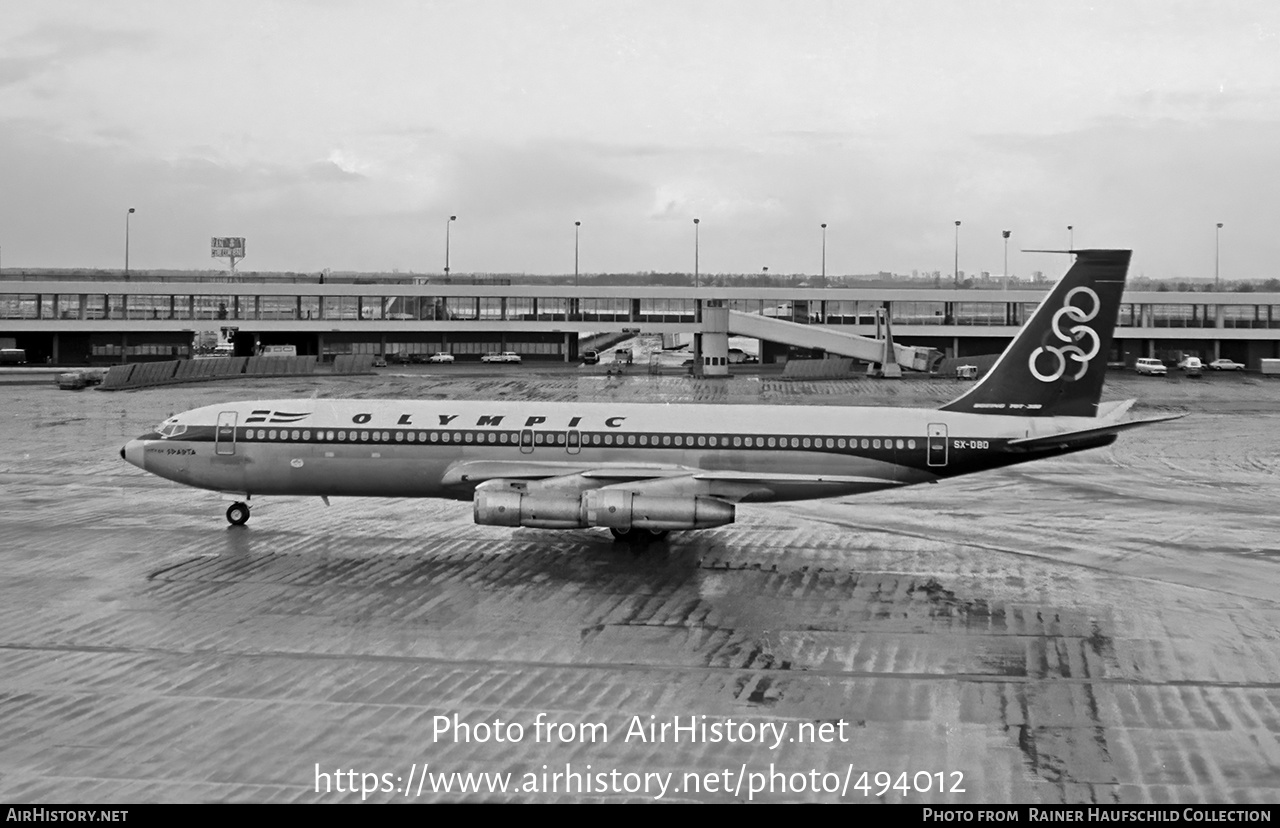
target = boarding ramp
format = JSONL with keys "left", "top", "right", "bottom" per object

{"left": 727, "top": 310, "right": 941, "bottom": 373}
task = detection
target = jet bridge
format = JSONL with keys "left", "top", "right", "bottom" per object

{"left": 724, "top": 309, "right": 941, "bottom": 375}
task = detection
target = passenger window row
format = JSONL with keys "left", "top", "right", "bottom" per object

{"left": 239, "top": 428, "right": 918, "bottom": 451}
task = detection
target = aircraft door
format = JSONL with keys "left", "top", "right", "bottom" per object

{"left": 519, "top": 428, "right": 534, "bottom": 454}
{"left": 215, "top": 411, "right": 238, "bottom": 456}
{"left": 566, "top": 429, "right": 581, "bottom": 455}
{"left": 926, "top": 423, "right": 948, "bottom": 467}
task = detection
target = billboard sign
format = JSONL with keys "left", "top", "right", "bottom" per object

{"left": 211, "top": 237, "right": 245, "bottom": 257}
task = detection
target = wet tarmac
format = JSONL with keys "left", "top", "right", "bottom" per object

{"left": 1, "top": 369, "right": 1278, "bottom": 802}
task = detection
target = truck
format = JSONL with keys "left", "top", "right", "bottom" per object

{"left": 0, "top": 348, "right": 27, "bottom": 365}
{"left": 1261, "top": 359, "right": 1280, "bottom": 376}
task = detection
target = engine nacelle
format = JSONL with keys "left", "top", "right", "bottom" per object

{"left": 473, "top": 490, "right": 586, "bottom": 529}
{"left": 583, "top": 490, "right": 735, "bottom": 530}
{"left": 474, "top": 488, "right": 736, "bottom": 531}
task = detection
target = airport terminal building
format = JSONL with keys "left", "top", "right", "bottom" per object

{"left": 2, "top": 277, "right": 1279, "bottom": 369}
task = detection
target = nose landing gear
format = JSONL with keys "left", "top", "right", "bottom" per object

{"left": 226, "top": 501, "right": 250, "bottom": 526}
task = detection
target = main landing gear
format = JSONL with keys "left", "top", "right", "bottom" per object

{"left": 609, "top": 527, "right": 669, "bottom": 545}
{"left": 226, "top": 501, "right": 250, "bottom": 526}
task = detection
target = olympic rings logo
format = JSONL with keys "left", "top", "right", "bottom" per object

{"left": 1028, "top": 286, "right": 1101, "bottom": 383}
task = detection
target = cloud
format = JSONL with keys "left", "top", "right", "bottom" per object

{"left": 0, "top": 22, "right": 154, "bottom": 88}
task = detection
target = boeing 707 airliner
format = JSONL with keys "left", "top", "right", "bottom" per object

{"left": 121, "top": 250, "right": 1179, "bottom": 543}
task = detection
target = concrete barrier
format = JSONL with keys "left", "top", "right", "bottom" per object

{"left": 144, "top": 362, "right": 176, "bottom": 384}
{"left": 100, "top": 353, "right": 329, "bottom": 391}
{"left": 100, "top": 364, "right": 137, "bottom": 389}
{"left": 781, "top": 357, "right": 854, "bottom": 379}
{"left": 212, "top": 357, "right": 247, "bottom": 377}
{"left": 137, "top": 363, "right": 160, "bottom": 385}
{"left": 131, "top": 363, "right": 156, "bottom": 385}
{"left": 329, "top": 353, "right": 375, "bottom": 374}
{"left": 101, "top": 361, "right": 187, "bottom": 389}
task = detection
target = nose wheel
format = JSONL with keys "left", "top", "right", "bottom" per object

{"left": 226, "top": 502, "right": 250, "bottom": 526}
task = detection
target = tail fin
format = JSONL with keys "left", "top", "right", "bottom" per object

{"left": 940, "top": 249, "right": 1130, "bottom": 417}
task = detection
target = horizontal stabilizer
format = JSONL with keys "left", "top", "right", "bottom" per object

{"left": 1006, "top": 412, "right": 1186, "bottom": 451}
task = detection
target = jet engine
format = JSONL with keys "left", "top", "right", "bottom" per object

{"left": 473, "top": 490, "right": 586, "bottom": 529}
{"left": 473, "top": 488, "right": 735, "bottom": 531}
{"left": 583, "top": 489, "right": 734, "bottom": 530}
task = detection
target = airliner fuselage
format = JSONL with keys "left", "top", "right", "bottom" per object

{"left": 123, "top": 397, "right": 1110, "bottom": 502}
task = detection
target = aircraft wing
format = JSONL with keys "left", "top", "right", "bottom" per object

{"left": 1006, "top": 412, "right": 1186, "bottom": 452}
{"left": 441, "top": 460, "right": 700, "bottom": 487}
{"left": 442, "top": 460, "right": 905, "bottom": 502}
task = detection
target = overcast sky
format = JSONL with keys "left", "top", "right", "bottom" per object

{"left": 2, "top": 1, "right": 1278, "bottom": 280}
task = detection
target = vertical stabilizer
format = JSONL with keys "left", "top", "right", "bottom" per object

{"left": 940, "top": 249, "right": 1130, "bottom": 417}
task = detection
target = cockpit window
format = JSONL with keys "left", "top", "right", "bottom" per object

{"left": 157, "top": 423, "right": 188, "bottom": 438}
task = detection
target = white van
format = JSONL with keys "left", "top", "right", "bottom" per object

{"left": 1135, "top": 358, "right": 1167, "bottom": 376}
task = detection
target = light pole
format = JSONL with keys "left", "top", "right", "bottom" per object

{"left": 125, "top": 207, "right": 136, "bottom": 280}
{"left": 693, "top": 218, "right": 700, "bottom": 288}
{"left": 1002, "top": 230, "right": 1011, "bottom": 288}
{"left": 953, "top": 220, "right": 961, "bottom": 288}
{"left": 1067, "top": 224, "right": 1073, "bottom": 249}
{"left": 444, "top": 215, "right": 456, "bottom": 278}
{"left": 1215, "top": 222, "right": 1224, "bottom": 290}
{"left": 820, "top": 223, "right": 827, "bottom": 288}
{"left": 574, "top": 221, "right": 581, "bottom": 287}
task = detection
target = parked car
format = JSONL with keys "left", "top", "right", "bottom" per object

{"left": 481, "top": 351, "right": 522, "bottom": 364}
{"left": 581, "top": 349, "right": 600, "bottom": 365}
{"left": 427, "top": 352, "right": 455, "bottom": 363}
{"left": 1179, "top": 356, "right": 1203, "bottom": 377}
{"left": 1208, "top": 358, "right": 1245, "bottom": 371}
{"left": 372, "top": 356, "right": 388, "bottom": 368}
{"left": 1135, "top": 357, "right": 1167, "bottom": 376}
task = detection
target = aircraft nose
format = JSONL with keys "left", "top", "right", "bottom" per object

{"left": 121, "top": 439, "right": 146, "bottom": 469}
